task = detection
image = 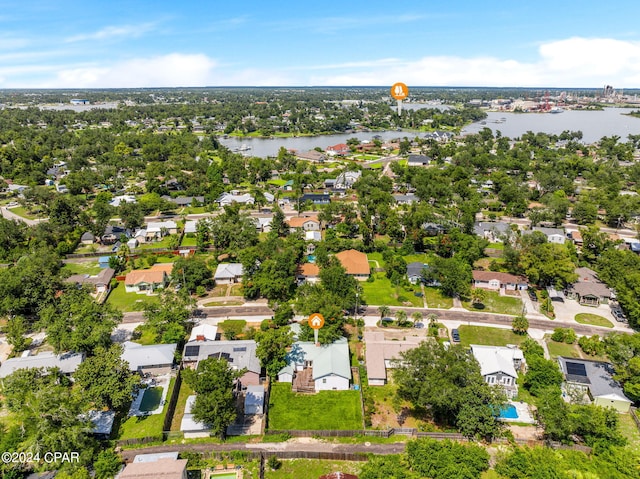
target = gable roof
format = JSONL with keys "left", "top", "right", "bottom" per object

{"left": 189, "top": 324, "right": 218, "bottom": 342}
{"left": 557, "top": 357, "right": 631, "bottom": 403}
{"left": 472, "top": 270, "right": 527, "bottom": 284}
{"left": 287, "top": 215, "right": 319, "bottom": 228}
{"left": 182, "top": 340, "right": 261, "bottom": 374}
{"left": 406, "top": 262, "right": 426, "bottom": 278}
{"left": 119, "top": 458, "right": 187, "bottom": 479}
{"left": 214, "top": 263, "right": 244, "bottom": 280}
{"left": 280, "top": 338, "right": 351, "bottom": 381}
{"left": 121, "top": 342, "right": 177, "bottom": 371}
{"left": 0, "top": 351, "right": 84, "bottom": 378}
{"left": 335, "top": 249, "right": 370, "bottom": 276}
{"left": 470, "top": 344, "right": 522, "bottom": 378}
{"left": 364, "top": 331, "right": 423, "bottom": 381}
{"left": 64, "top": 267, "right": 115, "bottom": 287}
{"left": 125, "top": 269, "right": 167, "bottom": 286}
{"left": 297, "top": 263, "right": 320, "bottom": 277}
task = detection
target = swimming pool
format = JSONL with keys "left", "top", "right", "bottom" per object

{"left": 307, "top": 254, "right": 316, "bottom": 263}
{"left": 499, "top": 405, "right": 519, "bottom": 419}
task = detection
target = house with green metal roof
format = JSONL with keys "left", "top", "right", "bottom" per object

{"left": 278, "top": 338, "right": 351, "bottom": 392}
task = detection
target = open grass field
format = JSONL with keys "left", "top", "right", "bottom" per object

{"left": 170, "top": 379, "right": 195, "bottom": 431}
{"left": 462, "top": 290, "right": 523, "bottom": 316}
{"left": 422, "top": 287, "right": 453, "bottom": 309}
{"left": 180, "top": 236, "right": 197, "bottom": 247}
{"left": 268, "top": 383, "right": 363, "bottom": 430}
{"left": 458, "top": 325, "right": 527, "bottom": 347}
{"left": 265, "top": 459, "right": 362, "bottom": 479}
{"left": 137, "top": 235, "right": 176, "bottom": 250}
{"left": 618, "top": 413, "right": 640, "bottom": 453}
{"left": 105, "top": 281, "right": 160, "bottom": 312}
{"left": 545, "top": 336, "right": 609, "bottom": 362}
{"left": 574, "top": 313, "right": 614, "bottom": 328}
{"left": 361, "top": 273, "right": 422, "bottom": 307}
{"left": 61, "top": 261, "right": 103, "bottom": 276}
{"left": 9, "top": 206, "right": 42, "bottom": 219}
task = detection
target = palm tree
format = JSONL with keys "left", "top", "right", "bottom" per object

{"left": 470, "top": 287, "right": 487, "bottom": 307}
{"left": 411, "top": 312, "right": 423, "bottom": 327}
{"left": 395, "top": 310, "right": 408, "bottom": 327}
{"left": 378, "top": 305, "right": 390, "bottom": 319}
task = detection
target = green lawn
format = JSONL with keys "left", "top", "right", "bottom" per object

{"left": 105, "top": 281, "right": 160, "bottom": 312}
{"left": 119, "top": 378, "right": 176, "bottom": 440}
{"left": 61, "top": 261, "right": 102, "bottom": 276}
{"left": 170, "top": 379, "right": 195, "bottom": 431}
{"left": 366, "top": 252, "right": 386, "bottom": 268}
{"left": 422, "top": 287, "right": 453, "bottom": 309}
{"left": 546, "top": 340, "right": 582, "bottom": 359}
{"left": 402, "top": 253, "right": 434, "bottom": 264}
{"left": 361, "top": 273, "right": 422, "bottom": 307}
{"left": 268, "top": 383, "right": 363, "bottom": 430}
{"left": 462, "top": 290, "right": 523, "bottom": 316}
{"left": 9, "top": 206, "right": 42, "bottom": 219}
{"left": 180, "top": 236, "right": 197, "bottom": 247}
{"left": 574, "top": 313, "right": 614, "bottom": 328}
{"left": 618, "top": 413, "right": 640, "bottom": 453}
{"left": 139, "top": 387, "right": 163, "bottom": 412}
{"left": 266, "top": 459, "right": 363, "bottom": 479}
{"left": 458, "top": 325, "right": 527, "bottom": 347}
{"left": 487, "top": 242, "right": 505, "bottom": 250}
{"left": 138, "top": 235, "right": 177, "bottom": 250}
{"left": 267, "top": 179, "right": 288, "bottom": 187}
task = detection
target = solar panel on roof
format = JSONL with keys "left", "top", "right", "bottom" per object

{"left": 184, "top": 345, "right": 200, "bottom": 357}
{"left": 233, "top": 347, "right": 247, "bottom": 352}
{"left": 566, "top": 361, "right": 587, "bottom": 377}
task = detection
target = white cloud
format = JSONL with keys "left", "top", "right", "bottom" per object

{"left": 45, "top": 54, "right": 219, "bottom": 88}
{"left": 65, "top": 23, "right": 157, "bottom": 43}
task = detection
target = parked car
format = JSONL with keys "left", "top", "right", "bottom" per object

{"left": 612, "top": 309, "right": 627, "bottom": 322}
{"left": 451, "top": 328, "right": 460, "bottom": 342}
{"left": 528, "top": 290, "right": 538, "bottom": 302}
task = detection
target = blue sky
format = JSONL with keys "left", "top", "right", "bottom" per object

{"left": 2, "top": 0, "right": 640, "bottom": 88}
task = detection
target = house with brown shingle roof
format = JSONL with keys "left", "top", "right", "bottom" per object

{"left": 472, "top": 270, "right": 528, "bottom": 291}
{"left": 335, "top": 249, "right": 370, "bottom": 280}
{"left": 565, "top": 267, "right": 612, "bottom": 306}
{"left": 296, "top": 263, "right": 320, "bottom": 284}
{"left": 124, "top": 263, "right": 172, "bottom": 294}
{"left": 287, "top": 215, "right": 320, "bottom": 231}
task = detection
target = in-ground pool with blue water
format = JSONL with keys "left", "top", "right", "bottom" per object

{"left": 307, "top": 255, "right": 316, "bottom": 263}
{"left": 499, "top": 405, "right": 519, "bottom": 419}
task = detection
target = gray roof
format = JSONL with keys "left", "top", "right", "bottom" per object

{"left": 406, "top": 262, "right": 426, "bottom": 278}
{"left": 182, "top": 340, "right": 261, "bottom": 374}
{"left": 473, "top": 221, "right": 511, "bottom": 236}
{"left": 214, "top": 263, "right": 244, "bottom": 280}
{"left": 86, "top": 409, "right": 116, "bottom": 436}
{"left": 64, "top": 267, "right": 115, "bottom": 287}
{"left": 121, "top": 341, "right": 177, "bottom": 372}
{"left": 557, "top": 357, "right": 631, "bottom": 403}
{"left": 407, "top": 154, "right": 431, "bottom": 164}
{"left": 0, "top": 351, "right": 84, "bottom": 378}
{"left": 279, "top": 338, "right": 351, "bottom": 381}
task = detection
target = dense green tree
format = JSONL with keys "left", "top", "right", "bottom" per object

{"left": 255, "top": 326, "right": 294, "bottom": 379}
{"left": 172, "top": 256, "right": 212, "bottom": 293}
{"left": 406, "top": 438, "right": 490, "bottom": 479}
{"left": 181, "top": 357, "right": 242, "bottom": 438}
{"left": 141, "top": 290, "right": 194, "bottom": 344}
{"left": 426, "top": 256, "right": 472, "bottom": 298}
{"left": 74, "top": 344, "right": 140, "bottom": 410}
{"left": 512, "top": 314, "right": 529, "bottom": 335}
{"left": 523, "top": 356, "right": 563, "bottom": 396}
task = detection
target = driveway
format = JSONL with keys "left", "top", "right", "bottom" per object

{"left": 551, "top": 298, "right": 631, "bottom": 333}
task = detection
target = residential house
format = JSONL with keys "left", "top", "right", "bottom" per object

{"left": 287, "top": 215, "right": 321, "bottom": 232}
{"left": 557, "top": 357, "right": 632, "bottom": 412}
{"left": 421, "top": 222, "right": 446, "bottom": 236}
{"left": 393, "top": 193, "right": 419, "bottom": 205}
{"left": 364, "top": 332, "right": 423, "bottom": 386}
{"left": 188, "top": 324, "right": 218, "bottom": 342}
{"left": 406, "top": 262, "right": 427, "bottom": 284}
{"left": 305, "top": 230, "right": 322, "bottom": 242}
{"left": 299, "top": 193, "right": 331, "bottom": 205}
{"left": 565, "top": 267, "right": 612, "bottom": 306}
{"left": 145, "top": 220, "right": 178, "bottom": 241}
{"left": 424, "top": 131, "right": 454, "bottom": 142}
{"left": 86, "top": 410, "right": 116, "bottom": 440}
{"left": 335, "top": 249, "right": 370, "bottom": 280}
{"left": 80, "top": 231, "right": 95, "bottom": 245}
{"left": 127, "top": 238, "right": 139, "bottom": 250}
{"left": 334, "top": 171, "right": 361, "bottom": 189}
{"left": 524, "top": 226, "right": 566, "bottom": 244}
{"left": 472, "top": 270, "right": 528, "bottom": 291}
{"left": 216, "top": 192, "right": 254, "bottom": 207}
{"left": 124, "top": 263, "right": 172, "bottom": 294}
{"left": 254, "top": 216, "right": 273, "bottom": 233}
{"left": 296, "top": 263, "right": 320, "bottom": 284}
{"left": 470, "top": 345, "right": 524, "bottom": 399}
{"left": 278, "top": 338, "right": 351, "bottom": 392}
{"left": 121, "top": 341, "right": 177, "bottom": 376}
{"left": 407, "top": 154, "right": 432, "bottom": 166}
{"left": 325, "top": 143, "right": 350, "bottom": 156}
{"left": 182, "top": 340, "right": 261, "bottom": 387}
{"left": 119, "top": 452, "right": 187, "bottom": 479}
{"left": 64, "top": 267, "right": 115, "bottom": 294}
{"left": 567, "top": 230, "right": 583, "bottom": 247}
{"left": 473, "top": 222, "right": 512, "bottom": 243}
{"left": 295, "top": 150, "right": 327, "bottom": 162}
{"left": 0, "top": 351, "right": 84, "bottom": 380}
{"left": 98, "top": 256, "right": 112, "bottom": 268}
{"left": 214, "top": 263, "right": 244, "bottom": 284}
{"left": 109, "top": 195, "right": 137, "bottom": 208}
{"left": 101, "top": 224, "right": 128, "bottom": 245}
{"left": 161, "top": 195, "right": 205, "bottom": 207}
{"left": 184, "top": 220, "right": 198, "bottom": 235}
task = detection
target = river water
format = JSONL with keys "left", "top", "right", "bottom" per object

{"left": 219, "top": 106, "right": 640, "bottom": 158}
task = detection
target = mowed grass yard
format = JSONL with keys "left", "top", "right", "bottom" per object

{"left": 268, "top": 383, "right": 363, "bottom": 430}
{"left": 574, "top": 313, "right": 614, "bottom": 328}
{"left": 462, "top": 290, "right": 523, "bottom": 315}
{"left": 119, "top": 378, "right": 176, "bottom": 440}
{"left": 458, "top": 325, "right": 527, "bottom": 347}
{"left": 361, "top": 273, "right": 422, "bottom": 307}
{"left": 105, "top": 281, "right": 160, "bottom": 312}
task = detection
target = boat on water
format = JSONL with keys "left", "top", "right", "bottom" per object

{"left": 549, "top": 107, "right": 564, "bottom": 114}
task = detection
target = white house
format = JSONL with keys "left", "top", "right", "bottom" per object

{"left": 214, "top": 263, "right": 244, "bottom": 284}
{"left": 470, "top": 345, "right": 524, "bottom": 399}
{"left": 217, "top": 192, "right": 254, "bottom": 207}
{"left": 145, "top": 221, "right": 178, "bottom": 241}
{"left": 278, "top": 338, "right": 351, "bottom": 392}
{"left": 472, "top": 270, "right": 528, "bottom": 291}
{"left": 525, "top": 226, "right": 566, "bottom": 244}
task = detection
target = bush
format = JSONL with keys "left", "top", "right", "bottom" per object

{"left": 551, "top": 328, "right": 567, "bottom": 342}
{"left": 267, "top": 455, "right": 281, "bottom": 470}
{"left": 578, "top": 335, "right": 605, "bottom": 356}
